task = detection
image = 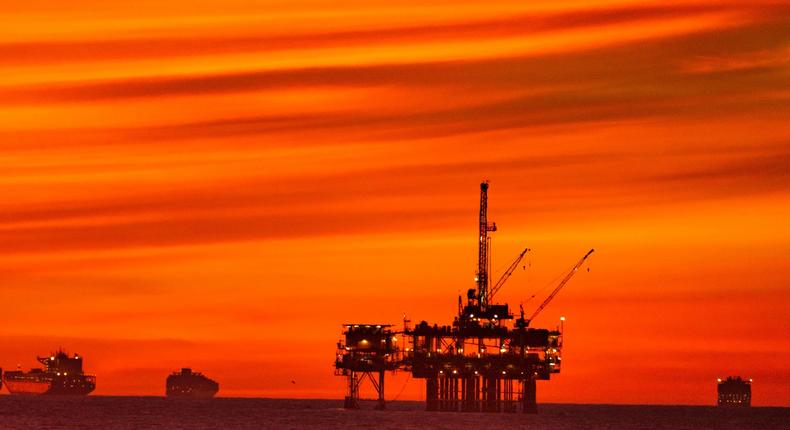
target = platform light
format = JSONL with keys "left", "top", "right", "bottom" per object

{"left": 560, "top": 316, "right": 565, "bottom": 321}
{"left": 50, "top": 356, "right": 55, "bottom": 360}
{"left": 717, "top": 378, "right": 722, "bottom": 382}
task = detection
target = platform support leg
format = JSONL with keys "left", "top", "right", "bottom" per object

{"left": 462, "top": 377, "right": 475, "bottom": 411}
{"left": 484, "top": 377, "right": 497, "bottom": 412}
{"left": 344, "top": 371, "right": 360, "bottom": 409}
{"left": 451, "top": 378, "right": 459, "bottom": 411}
{"left": 522, "top": 378, "right": 537, "bottom": 414}
{"left": 426, "top": 377, "right": 438, "bottom": 411}
{"left": 374, "top": 370, "right": 385, "bottom": 410}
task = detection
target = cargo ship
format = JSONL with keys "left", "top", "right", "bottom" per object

{"left": 2, "top": 350, "right": 96, "bottom": 395}
{"left": 166, "top": 368, "right": 219, "bottom": 398}
{"left": 717, "top": 376, "right": 751, "bottom": 407}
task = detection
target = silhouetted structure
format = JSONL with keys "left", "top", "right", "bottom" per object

{"left": 166, "top": 368, "right": 219, "bottom": 398}
{"left": 2, "top": 349, "right": 95, "bottom": 395}
{"left": 335, "top": 324, "right": 398, "bottom": 409}
{"left": 336, "top": 182, "right": 593, "bottom": 413}
{"left": 718, "top": 377, "right": 751, "bottom": 407}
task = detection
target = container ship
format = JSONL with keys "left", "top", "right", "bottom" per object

{"left": 717, "top": 376, "right": 751, "bottom": 407}
{"left": 2, "top": 350, "right": 96, "bottom": 395}
{"left": 166, "top": 368, "right": 219, "bottom": 398}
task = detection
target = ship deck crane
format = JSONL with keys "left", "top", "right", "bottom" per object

{"left": 519, "top": 249, "right": 594, "bottom": 327}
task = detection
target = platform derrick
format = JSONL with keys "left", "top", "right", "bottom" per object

{"left": 335, "top": 182, "right": 593, "bottom": 413}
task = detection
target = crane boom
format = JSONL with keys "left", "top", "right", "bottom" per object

{"left": 489, "top": 247, "right": 531, "bottom": 301}
{"left": 527, "top": 249, "right": 594, "bottom": 324}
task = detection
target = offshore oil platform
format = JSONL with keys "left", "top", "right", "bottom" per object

{"left": 335, "top": 182, "right": 593, "bottom": 413}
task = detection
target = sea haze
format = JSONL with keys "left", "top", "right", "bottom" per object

{"left": 0, "top": 397, "right": 786, "bottom": 429}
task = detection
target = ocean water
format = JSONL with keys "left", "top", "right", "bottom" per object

{"left": 0, "top": 397, "right": 787, "bottom": 429}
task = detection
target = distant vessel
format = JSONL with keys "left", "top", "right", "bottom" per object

{"left": 717, "top": 376, "right": 751, "bottom": 407}
{"left": 166, "top": 368, "right": 219, "bottom": 398}
{"left": 2, "top": 350, "right": 96, "bottom": 395}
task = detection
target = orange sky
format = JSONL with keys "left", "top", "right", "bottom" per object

{"left": 0, "top": 0, "right": 788, "bottom": 406}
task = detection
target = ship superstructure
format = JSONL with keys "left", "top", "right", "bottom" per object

{"left": 335, "top": 182, "right": 593, "bottom": 413}
{"left": 2, "top": 350, "right": 96, "bottom": 395}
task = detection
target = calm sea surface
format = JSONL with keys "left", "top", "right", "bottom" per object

{"left": 0, "top": 396, "right": 786, "bottom": 429}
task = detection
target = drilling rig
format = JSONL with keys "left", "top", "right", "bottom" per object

{"left": 335, "top": 182, "right": 593, "bottom": 413}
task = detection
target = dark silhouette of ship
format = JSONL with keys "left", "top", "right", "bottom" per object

{"left": 718, "top": 376, "right": 751, "bottom": 407}
{"left": 2, "top": 350, "right": 95, "bottom": 395}
{"left": 166, "top": 368, "right": 219, "bottom": 398}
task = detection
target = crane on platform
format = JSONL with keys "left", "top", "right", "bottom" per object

{"left": 519, "top": 249, "right": 594, "bottom": 327}
{"left": 489, "top": 247, "right": 531, "bottom": 302}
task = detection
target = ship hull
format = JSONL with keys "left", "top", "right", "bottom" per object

{"left": 3, "top": 373, "right": 95, "bottom": 396}
{"left": 166, "top": 389, "right": 219, "bottom": 398}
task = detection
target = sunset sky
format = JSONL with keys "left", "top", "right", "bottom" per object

{"left": 0, "top": 0, "right": 788, "bottom": 406}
